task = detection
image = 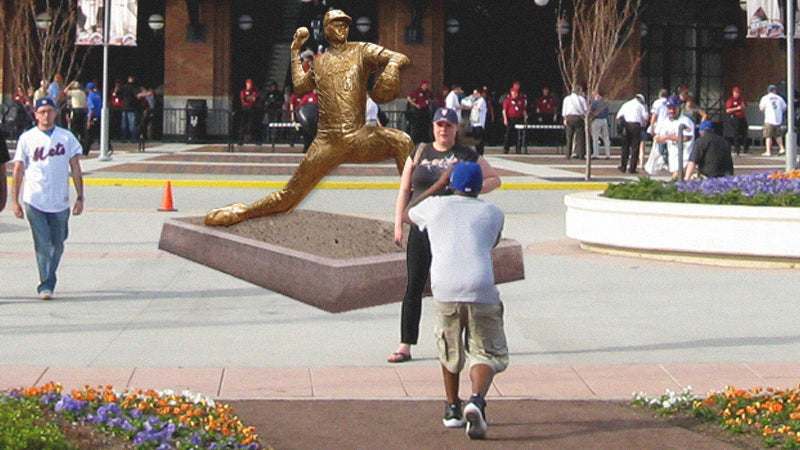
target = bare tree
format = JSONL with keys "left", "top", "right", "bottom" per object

{"left": 1, "top": 0, "right": 87, "bottom": 96}
{"left": 556, "top": 0, "right": 644, "bottom": 180}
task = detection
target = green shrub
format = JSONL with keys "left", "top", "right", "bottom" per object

{"left": 0, "top": 396, "right": 74, "bottom": 450}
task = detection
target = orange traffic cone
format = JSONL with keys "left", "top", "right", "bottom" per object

{"left": 158, "top": 181, "right": 177, "bottom": 211}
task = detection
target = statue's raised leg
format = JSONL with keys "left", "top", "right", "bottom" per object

{"left": 205, "top": 139, "right": 346, "bottom": 226}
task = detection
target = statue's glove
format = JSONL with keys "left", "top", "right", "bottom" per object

{"left": 371, "top": 56, "right": 409, "bottom": 104}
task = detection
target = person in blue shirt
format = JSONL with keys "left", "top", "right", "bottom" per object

{"left": 82, "top": 82, "right": 105, "bottom": 155}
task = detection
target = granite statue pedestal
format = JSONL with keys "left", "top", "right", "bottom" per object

{"left": 158, "top": 210, "right": 525, "bottom": 313}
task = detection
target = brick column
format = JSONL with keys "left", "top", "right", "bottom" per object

{"left": 163, "top": 0, "right": 231, "bottom": 109}
{"left": 377, "top": 0, "right": 444, "bottom": 99}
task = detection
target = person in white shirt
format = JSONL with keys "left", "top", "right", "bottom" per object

{"left": 652, "top": 95, "right": 695, "bottom": 179}
{"left": 406, "top": 161, "right": 507, "bottom": 440}
{"left": 461, "top": 89, "right": 488, "bottom": 155}
{"left": 365, "top": 95, "right": 380, "bottom": 127}
{"left": 445, "top": 85, "right": 467, "bottom": 112}
{"left": 65, "top": 81, "right": 88, "bottom": 142}
{"left": 562, "top": 85, "right": 588, "bottom": 158}
{"left": 644, "top": 89, "right": 669, "bottom": 163}
{"left": 10, "top": 97, "right": 84, "bottom": 300}
{"left": 758, "top": 84, "right": 787, "bottom": 156}
{"left": 615, "top": 94, "right": 649, "bottom": 173}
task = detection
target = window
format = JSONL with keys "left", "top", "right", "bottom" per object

{"left": 643, "top": 24, "right": 725, "bottom": 120}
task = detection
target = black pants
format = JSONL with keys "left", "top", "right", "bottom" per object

{"left": 564, "top": 115, "right": 585, "bottom": 158}
{"left": 503, "top": 117, "right": 523, "bottom": 153}
{"left": 400, "top": 225, "right": 431, "bottom": 345}
{"left": 68, "top": 108, "right": 86, "bottom": 142}
{"left": 620, "top": 121, "right": 642, "bottom": 172}
{"left": 408, "top": 109, "right": 430, "bottom": 144}
{"left": 82, "top": 117, "right": 99, "bottom": 155}
{"left": 469, "top": 125, "right": 485, "bottom": 155}
{"left": 729, "top": 115, "right": 749, "bottom": 154}
{"left": 237, "top": 108, "right": 262, "bottom": 144}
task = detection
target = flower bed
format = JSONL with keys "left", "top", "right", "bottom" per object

{"left": 565, "top": 170, "right": 800, "bottom": 265}
{"left": 635, "top": 385, "right": 800, "bottom": 449}
{"left": 604, "top": 171, "right": 800, "bottom": 207}
{"left": 1, "top": 382, "right": 261, "bottom": 449}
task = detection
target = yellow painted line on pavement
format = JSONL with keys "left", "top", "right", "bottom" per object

{"left": 79, "top": 177, "right": 609, "bottom": 191}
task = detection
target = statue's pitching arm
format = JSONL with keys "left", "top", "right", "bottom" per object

{"left": 290, "top": 27, "right": 315, "bottom": 95}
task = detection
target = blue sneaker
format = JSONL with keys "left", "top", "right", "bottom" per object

{"left": 464, "top": 394, "right": 487, "bottom": 439}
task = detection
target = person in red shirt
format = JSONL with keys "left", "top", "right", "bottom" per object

{"left": 437, "top": 86, "right": 450, "bottom": 108}
{"left": 535, "top": 86, "right": 558, "bottom": 124}
{"left": 406, "top": 80, "right": 433, "bottom": 144}
{"left": 725, "top": 87, "right": 748, "bottom": 154}
{"left": 237, "top": 78, "right": 262, "bottom": 145}
{"left": 502, "top": 87, "right": 527, "bottom": 154}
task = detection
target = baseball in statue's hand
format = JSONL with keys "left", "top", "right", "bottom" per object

{"left": 205, "top": 203, "right": 249, "bottom": 226}
{"left": 292, "top": 27, "right": 310, "bottom": 51}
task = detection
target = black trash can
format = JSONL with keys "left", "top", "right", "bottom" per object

{"left": 185, "top": 99, "right": 207, "bottom": 143}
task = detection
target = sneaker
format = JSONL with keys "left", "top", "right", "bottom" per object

{"left": 443, "top": 401, "right": 465, "bottom": 428}
{"left": 464, "top": 395, "right": 487, "bottom": 439}
{"left": 39, "top": 290, "right": 53, "bottom": 300}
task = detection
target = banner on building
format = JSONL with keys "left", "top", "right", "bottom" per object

{"left": 747, "top": 0, "right": 800, "bottom": 38}
{"left": 76, "top": 0, "right": 137, "bottom": 46}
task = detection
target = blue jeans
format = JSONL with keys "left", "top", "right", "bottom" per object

{"left": 25, "top": 204, "right": 70, "bottom": 293}
{"left": 121, "top": 111, "right": 137, "bottom": 141}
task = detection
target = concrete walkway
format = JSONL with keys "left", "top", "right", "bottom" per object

{"left": 2, "top": 142, "right": 798, "bottom": 406}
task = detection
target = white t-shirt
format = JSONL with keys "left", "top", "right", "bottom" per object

{"left": 655, "top": 115, "right": 694, "bottom": 172}
{"left": 409, "top": 195, "right": 504, "bottom": 304}
{"left": 759, "top": 92, "right": 787, "bottom": 125}
{"left": 562, "top": 93, "right": 587, "bottom": 117}
{"left": 445, "top": 90, "right": 461, "bottom": 111}
{"left": 365, "top": 97, "right": 379, "bottom": 124}
{"left": 12, "top": 126, "right": 82, "bottom": 212}
{"left": 648, "top": 97, "right": 668, "bottom": 133}
{"left": 616, "top": 98, "right": 649, "bottom": 125}
{"left": 466, "top": 96, "right": 487, "bottom": 127}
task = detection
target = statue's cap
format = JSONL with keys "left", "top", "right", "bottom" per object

{"left": 323, "top": 10, "right": 352, "bottom": 28}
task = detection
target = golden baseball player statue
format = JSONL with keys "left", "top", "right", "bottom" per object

{"left": 206, "top": 9, "right": 413, "bottom": 226}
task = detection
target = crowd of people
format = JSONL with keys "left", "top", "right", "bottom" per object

{"left": 9, "top": 73, "right": 159, "bottom": 152}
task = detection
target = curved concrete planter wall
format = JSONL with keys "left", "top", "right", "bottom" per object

{"left": 564, "top": 191, "right": 800, "bottom": 265}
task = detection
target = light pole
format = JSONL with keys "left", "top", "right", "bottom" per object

{"left": 786, "top": 4, "right": 797, "bottom": 171}
{"left": 99, "top": 0, "right": 112, "bottom": 161}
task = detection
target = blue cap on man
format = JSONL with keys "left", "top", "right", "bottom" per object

{"left": 34, "top": 97, "right": 55, "bottom": 112}
{"left": 85, "top": 82, "right": 95, "bottom": 90}
{"left": 698, "top": 120, "right": 714, "bottom": 132}
{"left": 449, "top": 161, "right": 483, "bottom": 195}
{"left": 665, "top": 95, "right": 682, "bottom": 108}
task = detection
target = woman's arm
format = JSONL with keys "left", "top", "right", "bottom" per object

{"left": 477, "top": 156, "right": 501, "bottom": 193}
{"left": 393, "top": 156, "right": 414, "bottom": 243}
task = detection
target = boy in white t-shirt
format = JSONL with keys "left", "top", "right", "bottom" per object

{"left": 406, "top": 161, "right": 507, "bottom": 440}
{"left": 759, "top": 85, "right": 788, "bottom": 156}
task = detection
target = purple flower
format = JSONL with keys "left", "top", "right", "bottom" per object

{"left": 673, "top": 171, "right": 800, "bottom": 198}
{"left": 54, "top": 395, "right": 89, "bottom": 414}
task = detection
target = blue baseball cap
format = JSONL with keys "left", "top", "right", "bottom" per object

{"left": 34, "top": 97, "right": 55, "bottom": 112}
{"left": 85, "top": 82, "right": 95, "bottom": 90}
{"left": 698, "top": 120, "right": 714, "bottom": 132}
{"left": 768, "top": 84, "right": 778, "bottom": 92}
{"left": 665, "top": 95, "right": 682, "bottom": 108}
{"left": 432, "top": 107, "right": 459, "bottom": 125}
{"left": 449, "top": 161, "right": 483, "bottom": 195}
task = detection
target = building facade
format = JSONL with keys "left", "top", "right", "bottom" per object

{"left": 0, "top": 0, "right": 795, "bottom": 128}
